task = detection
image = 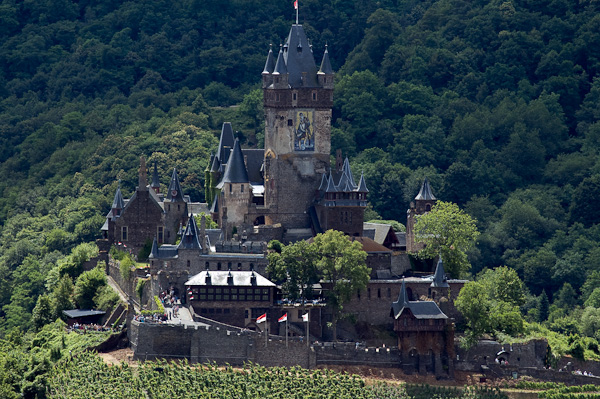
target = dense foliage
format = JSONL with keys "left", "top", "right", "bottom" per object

{"left": 0, "top": 0, "right": 600, "bottom": 362}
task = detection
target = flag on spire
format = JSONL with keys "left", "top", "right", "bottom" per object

{"left": 256, "top": 313, "right": 267, "bottom": 324}
{"left": 278, "top": 313, "right": 288, "bottom": 323}
{"left": 294, "top": 0, "right": 298, "bottom": 9}
{"left": 302, "top": 313, "right": 309, "bottom": 322}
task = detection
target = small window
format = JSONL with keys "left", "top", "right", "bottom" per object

{"left": 178, "top": 204, "right": 180, "bottom": 211}
{"left": 293, "top": 92, "right": 297, "bottom": 100}
{"left": 312, "top": 91, "right": 317, "bottom": 100}
{"left": 426, "top": 204, "right": 431, "bottom": 211}
{"left": 217, "top": 262, "right": 222, "bottom": 270}
{"left": 367, "top": 288, "right": 371, "bottom": 299}
{"left": 377, "top": 288, "right": 381, "bottom": 298}
{"left": 276, "top": 93, "right": 281, "bottom": 102}
{"left": 288, "top": 119, "right": 293, "bottom": 126}
{"left": 387, "top": 288, "right": 391, "bottom": 298}
{"left": 157, "top": 226, "right": 164, "bottom": 243}
{"left": 229, "top": 184, "right": 232, "bottom": 193}
{"left": 121, "top": 226, "right": 128, "bottom": 241}
{"left": 241, "top": 184, "right": 244, "bottom": 193}
{"left": 205, "top": 261, "right": 209, "bottom": 269}
{"left": 238, "top": 263, "right": 242, "bottom": 270}
{"left": 187, "top": 260, "right": 190, "bottom": 268}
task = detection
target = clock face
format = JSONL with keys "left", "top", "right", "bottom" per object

{"left": 171, "top": 190, "right": 178, "bottom": 197}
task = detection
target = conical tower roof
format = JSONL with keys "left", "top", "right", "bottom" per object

{"left": 167, "top": 168, "right": 185, "bottom": 201}
{"left": 217, "top": 122, "right": 236, "bottom": 164}
{"left": 283, "top": 24, "right": 318, "bottom": 87}
{"left": 210, "top": 153, "right": 221, "bottom": 173}
{"left": 178, "top": 214, "right": 202, "bottom": 250}
{"left": 318, "top": 173, "right": 329, "bottom": 191}
{"left": 151, "top": 162, "right": 160, "bottom": 189}
{"left": 415, "top": 177, "right": 436, "bottom": 201}
{"left": 326, "top": 170, "right": 336, "bottom": 193}
{"left": 391, "top": 278, "right": 410, "bottom": 318}
{"left": 357, "top": 172, "right": 369, "bottom": 193}
{"left": 150, "top": 237, "right": 159, "bottom": 259}
{"left": 431, "top": 256, "right": 449, "bottom": 288}
{"left": 262, "top": 44, "right": 276, "bottom": 74}
{"left": 273, "top": 44, "right": 288, "bottom": 75}
{"left": 219, "top": 139, "right": 249, "bottom": 185}
{"left": 112, "top": 187, "right": 125, "bottom": 210}
{"left": 343, "top": 157, "right": 356, "bottom": 188}
{"left": 318, "top": 44, "right": 334, "bottom": 74}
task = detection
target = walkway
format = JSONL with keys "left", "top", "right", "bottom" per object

{"left": 165, "top": 305, "right": 209, "bottom": 328}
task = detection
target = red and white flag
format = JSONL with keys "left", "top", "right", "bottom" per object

{"left": 256, "top": 313, "right": 267, "bottom": 324}
{"left": 294, "top": 0, "right": 298, "bottom": 9}
{"left": 278, "top": 313, "right": 288, "bottom": 323}
{"left": 302, "top": 312, "right": 309, "bottom": 322}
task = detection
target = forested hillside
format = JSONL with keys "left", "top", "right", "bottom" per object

{"left": 1, "top": 0, "right": 600, "bottom": 341}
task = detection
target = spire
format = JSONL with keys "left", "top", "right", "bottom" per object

{"left": 151, "top": 162, "right": 160, "bottom": 193}
{"left": 167, "top": 168, "right": 185, "bottom": 202}
{"left": 138, "top": 156, "right": 148, "bottom": 190}
{"left": 415, "top": 177, "right": 436, "bottom": 201}
{"left": 273, "top": 44, "right": 288, "bottom": 75}
{"left": 391, "top": 278, "right": 410, "bottom": 319}
{"left": 210, "top": 194, "right": 219, "bottom": 214}
{"left": 343, "top": 157, "right": 356, "bottom": 188}
{"left": 357, "top": 172, "right": 369, "bottom": 193}
{"left": 178, "top": 214, "right": 202, "bottom": 250}
{"left": 283, "top": 24, "right": 318, "bottom": 87}
{"left": 217, "top": 122, "right": 236, "bottom": 164}
{"left": 150, "top": 237, "right": 159, "bottom": 259}
{"left": 325, "top": 170, "right": 336, "bottom": 193}
{"left": 210, "top": 153, "right": 221, "bottom": 173}
{"left": 431, "top": 255, "right": 449, "bottom": 288}
{"left": 111, "top": 187, "right": 125, "bottom": 211}
{"left": 262, "top": 44, "right": 276, "bottom": 74}
{"left": 318, "top": 173, "right": 329, "bottom": 191}
{"left": 318, "top": 44, "right": 334, "bottom": 74}
{"left": 218, "top": 139, "right": 249, "bottom": 185}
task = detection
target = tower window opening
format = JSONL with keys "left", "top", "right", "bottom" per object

{"left": 288, "top": 119, "right": 293, "bottom": 126}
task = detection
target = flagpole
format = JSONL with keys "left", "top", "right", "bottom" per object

{"left": 296, "top": 0, "right": 299, "bottom": 25}
{"left": 305, "top": 316, "right": 309, "bottom": 348}
{"left": 265, "top": 318, "right": 268, "bottom": 347}
{"left": 285, "top": 317, "right": 288, "bottom": 348}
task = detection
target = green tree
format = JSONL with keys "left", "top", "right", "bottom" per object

{"left": 51, "top": 275, "right": 74, "bottom": 319}
{"left": 414, "top": 201, "right": 480, "bottom": 278}
{"left": 31, "top": 294, "right": 54, "bottom": 330}
{"left": 312, "top": 230, "right": 370, "bottom": 341}
{"left": 73, "top": 267, "right": 107, "bottom": 309}
{"left": 267, "top": 240, "right": 319, "bottom": 304}
{"left": 538, "top": 290, "right": 549, "bottom": 322}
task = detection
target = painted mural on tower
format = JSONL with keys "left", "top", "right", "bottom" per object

{"left": 294, "top": 110, "right": 314, "bottom": 151}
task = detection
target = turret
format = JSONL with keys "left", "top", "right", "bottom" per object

{"left": 262, "top": 44, "right": 276, "bottom": 88}
{"left": 317, "top": 44, "right": 334, "bottom": 89}
{"left": 151, "top": 162, "right": 161, "bottom": 194}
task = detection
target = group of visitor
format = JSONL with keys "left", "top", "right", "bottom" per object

{"left": 68, "top": 323, "right": 113, "bottom": 333}
{"left": 133, "top": 313, "right": 168, "bottom": 323}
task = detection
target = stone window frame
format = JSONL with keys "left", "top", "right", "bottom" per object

{"left": 121, "top": 226, "right": 128, "bottom": 241}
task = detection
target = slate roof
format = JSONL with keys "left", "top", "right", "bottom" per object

{"left": 242, "top": 148, "right": 264, "bottom": 183}
{"left": 216, "top": 122, "right": 235, "bottom": 164}
{"left": 262, "top": 44, "right": 276, "bottom": 74}
{"left": 415, "top": 177, "right": 436, "bottom": 201}
{"left": 151, "top": 162, "right": 160, "bottom": 189}
{"left": 149, "top": 243, "right": 179, "bottom": 259}
{"left": 217, "top": 139, "right": 250, "bottom": 186}
{"left": 357, "top": 173, "right": 369, "bottom": 192}
{"left": 431, "top": 256, "right": 449, "bottom": 288}
{"left": 167, "top": 168, "right": 185, "bottom": 202}
{"left": 178, "top": 214, "right": 202, "bottom": 251}
{"left": 111, "top": 188, "right": 125, "bottom": 209}
{"left": 283, "top": 25, "right": 318, "bottom": 88}
{"left": 363, "top": 223, "right": 393, "bottom": 245}
{"left": 185, "top": 270, "right": 275, "bottom": 287}
{"left": 210, "top": 195, "right": 219, "bottom": 214}
{"left": 273, "top": 44, "right": 288, "bottom": 75}
{"left": 318, "top": 45, "right": 334, "bottom": 75}
{"left": 391, "top": 279, "right": 447, "bottom": 320}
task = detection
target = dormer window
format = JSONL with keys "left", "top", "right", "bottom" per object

{"left": 297, "top": 43, "right": 302, "bottom": 53}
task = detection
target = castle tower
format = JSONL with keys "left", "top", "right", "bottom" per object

{"left": 406, "top": 178, "right": 437, "bottom": 253}
{"left": 164, "top": 168, "right": 188, "bottom": 244}
{"left": 216, "top": 138, "right": 252, "bottom": 233}
{"left": 262, "top": 24, "right": 333, "bottom": 228}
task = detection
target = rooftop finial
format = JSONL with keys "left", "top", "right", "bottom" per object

{"left": 294, "top": 0, "right": 298, "bottom": 24}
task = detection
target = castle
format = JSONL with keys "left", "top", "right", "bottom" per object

{"left": 100, "top": 20, "right": 463, "bottom": 377}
